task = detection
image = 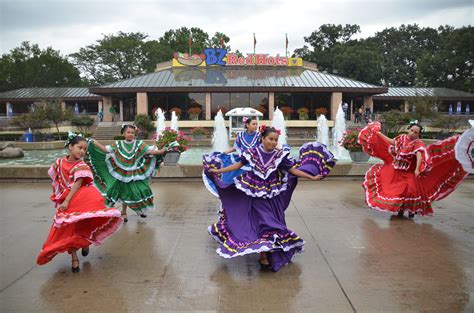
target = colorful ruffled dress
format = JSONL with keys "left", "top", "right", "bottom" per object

{"left": 203, "top": 142, "right": 335, "bottom": 272}
{"left": 87, "top": 140, "right": 162, "bottom": 214}
{"left": 203, "top": 131, "right": 260, "bottom": 197}
{"left": 37, "top": 157, "right": 122, "bottom": 265}
{"left": 358, "top": 122, "right": 468, "bottom": 216}
{"left": 454, "top": 120, "right": 474, "bottom": 173}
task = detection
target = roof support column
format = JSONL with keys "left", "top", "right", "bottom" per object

{"left": 268, "top": 92, "right": 275, "bottom": 120}
{"left": 6, "top": 102, "right": 12, "bottom": 118}
{"left": 119, "top": 100, "right": 124, "bottom": 121}
{"left": 363, "top": 95, "right": 373, "bottom": 112}
{"left": 137, "top": 92, "right": 148, "bottom": 116}
{"left": 330, "top": 92, "right": 342, "bottom": 121}
{"left": 404, "top": 100, "right": 409, "bottom": 112}
{"left": 60, "top": 100, "right": 66, "bottom": 111}
{"left": 102, "top": 96, "right": 113, "bottom": 122}
{"left": 205, "top": 92, "right": 211, "bottom": 120}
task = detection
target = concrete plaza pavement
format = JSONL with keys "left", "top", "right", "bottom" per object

{"left": 0, "top": 179, "right": 473, "bottom": 312}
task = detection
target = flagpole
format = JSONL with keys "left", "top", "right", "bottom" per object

{"left": 253, "top": 33, "right": 256, "bottom": 65}
{"left": 285, "top": 33, "right": 288, "bottom": 58}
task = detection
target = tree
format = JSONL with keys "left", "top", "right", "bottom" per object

{"left": 417, "top": 26, "right": 474, "bottom": 92}
{"left": 0, "top": 42, "right": 84, "bottom": 92}
{"left": 406, "top": 96, "right": 440, "bottom": 123}
{"left": 379, "top": 110, "right": 412, "bottom": 134}
{"left": 39, "top": 100, "right": 73, "bottom": 140}
{"left": 71, "top": 115, "right": 95, "bottom": 136}
{"left": 158, "top": 27, "right": 210, "bottom": 55}
{"left": 71, "top": 32, "right": 149, "bottom": 84}
{"left": 332, "top": 42, "right": 384, "bottom": 85}
{"left": 11, "top": 108, "right": 49, "bottom": 131}
{"left": 294, "top": 24, "right": 361, "bottom": 73}
{"left": 370, "top": 24, "right": 444, "bottom": 87}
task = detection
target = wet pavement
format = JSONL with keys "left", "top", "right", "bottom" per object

{"left": 0, "top": 179, "right": 473, "bottom": 313}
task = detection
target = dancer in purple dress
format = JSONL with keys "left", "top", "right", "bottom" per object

{"left": 203, "top": 126, "right": 336, "bottom": 272}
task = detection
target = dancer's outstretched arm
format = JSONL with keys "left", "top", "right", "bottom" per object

{"left": 224, "top": 147, "right": 236, "bottom": 154}
{"left": 90, "top": 139, "right": 107, "bottom": 153}
{"left": 209, "top": 162, "right": 244, "bottom": 174}
{"left": 148, "top": 148, "right": 167, "bottom": 155}
{"left": 289, "top": 168, "right": 323, "bottom": 181}
{"left": 377, "top": 132, "right": 395, "bottom": 145}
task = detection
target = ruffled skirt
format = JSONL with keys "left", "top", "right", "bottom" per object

{"left": 37, "top": 186, "right": 122, "bottom": 265}
{"left": 203, "top": 142, "right": 335, "bottom": 271}
{"left": 359, "top": 123, "right": 468, "bottom": 216}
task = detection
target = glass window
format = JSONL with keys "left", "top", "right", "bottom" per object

{"left": 148, "top": 93, "right": 168, "bottom": 118}
{"left": 230, "top": 93, "right": 249, "bottom": 108}
{"left": 250, "top": 93, "right": 269, "bottom": 119}
{"left": 187, "top": 93, "right": 205, "bottom": 120}
{"left": 211, "top": 93, "right": 230, "bottom": 118}
{"left": 168, "top": 93, "right": 188, "bottom": 119}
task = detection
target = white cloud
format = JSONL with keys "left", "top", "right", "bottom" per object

{"left": 0, "top": 0, "right": 472, "bottom": 57}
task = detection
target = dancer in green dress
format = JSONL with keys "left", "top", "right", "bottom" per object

{"left": 87, "top": 124, "right": 166, "bottom": 222}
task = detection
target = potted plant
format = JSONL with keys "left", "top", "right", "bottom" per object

{"left": 189, "top": 126, "right": 207, "bottom": 140}
{"left": 297, "top": 107, "right": 309, "bottom": 120}
{"left": 169, "top": 107, "right": 182, "bottom": 118}
{"left": 155, "top": 128, "right": 191, "bottom": 165}
{"left": 315, "top": 107, "right": 328, "bottom": 117}
{"left": 339, "top": 129, "right": 369, "bottom": 162}
{"left": 280, "top": 106, "right": 294, "bottom": 120}
{"left": 188, "top": 107, "right": 202, "bottom": 120}
{"left": 257, "top": 105, "right": 267, "bottom": 115}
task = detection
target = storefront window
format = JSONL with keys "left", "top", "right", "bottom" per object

{"left": 250, "top": 93, "right": 269, "bottom": 119}
{"left": 211, "top": 93, "right": 230, "bottom": 118}
{"left": 230, "top": 93, "right": 249, "bottom": 108}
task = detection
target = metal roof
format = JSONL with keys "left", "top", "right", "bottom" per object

{"left": 0, "top": 87, "right": 101, "bottom": 101}
{"left": 90, "top": 66, "right": 387, "bottom": 94}
{"left": 373, "top": 87, "right": 474, "bottom": 100}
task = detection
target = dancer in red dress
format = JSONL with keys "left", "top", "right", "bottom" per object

{"left": 358, "top": 121, "right": 468, "bottom": 217}
{"left": 37, "top": 133, "right": 122, "bottom": 272}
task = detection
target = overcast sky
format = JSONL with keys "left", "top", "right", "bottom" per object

{"left": 1, "top": 0, "right": 472, "bottom": 58}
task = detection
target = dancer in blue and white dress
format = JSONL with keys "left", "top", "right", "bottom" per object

{"left": 203, "top": 117, "right": 260, "bottom": 197}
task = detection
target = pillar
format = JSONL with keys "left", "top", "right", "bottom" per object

{"left": 330, "top": 92, "right": 343, "bottom": 121}
{"left": 136, "top": 92, "right": 148, "bottom": 115}
{"left": 102, "top": 96, "right": 113, "bottom": 122}
{"left": 205, "top": 92, "right": 211, "bottom": 120}
{"left": 119, "top": 100, "right": 124, "bottom": 121}
{"left": 404, "top": 100, "right": 409, "bottom": 113}
{"left": 60, "top": 100, "right": 66, "bottom": 111}
{"left": 6, "top": 102, "right": 12, "bottom": 118}
{"left": 268, "top": 92, "right": 275, "bottom": 120}
{"left": 363, "top": 95, "right": 373, "bottom": 112}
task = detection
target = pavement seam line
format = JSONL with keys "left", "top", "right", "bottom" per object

{"left": 291, "top": 198, "right": 357, "bottom": 313}
{"left": 0, "top": 264, "right": 36, "bottom": 294}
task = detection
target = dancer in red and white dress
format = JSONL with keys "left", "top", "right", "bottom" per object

{"left": 37, "top": 133, "right": 122, "bottom": 272}
{"left": 358, "top": 121, "right": 468, "bottom": 217}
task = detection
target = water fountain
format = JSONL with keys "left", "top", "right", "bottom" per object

{"left": 316, "top": 114, "right": 329, "bottom": 147}
{"left": 170, "top": 111, "right": 179, "bottom": 131}
{"left": 272, "top": 107, "right": 287, "bottom": 148}
{"left": 212, "top": 110, "right": 229, "bottom": 152}
{"left": 155, "top": 108, "right": 166, "bottom": 137}
{"left": 332, "top": 102, "right": 350, "bottom": 159}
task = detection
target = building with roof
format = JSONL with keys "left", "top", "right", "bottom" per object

{"left": 1, "top": 49, "right": 472, "bottom": 124}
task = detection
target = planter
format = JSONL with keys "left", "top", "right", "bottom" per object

{"left": 163, "top": 151, "right": 181, "bottom": 165}
{"left": 192, "top": 135, "right": 204, "bottom": 140}
{"left": 298, "top": 113, "right": 308, "bottom": 120}
{"left": 189, "top": 113, "right": 200, "bottom": 121}
{"left": 349, "top": 151, "right": 370, "bottom": 163}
